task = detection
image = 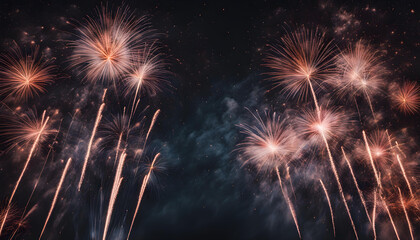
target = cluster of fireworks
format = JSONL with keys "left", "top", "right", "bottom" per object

{"left": 237, "top": 28, "right": 419, "bottom": 239}
{"left": 0, "top": 5, "right": 168, "bottom": 239}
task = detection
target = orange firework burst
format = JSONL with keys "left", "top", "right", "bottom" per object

{"left": 70, "top": 6, "right": 152, "bottom": 85}
{"left": 0, "top": 44, "right": 54, "bottom": 102}
{"left": 1, "top": 110, "right": 54, "bottom": 150}
{"left": 124, "top": 44, "right": 169, "bottom": 98}
{"left": 237, "top": 111, "right": 299, "bottom": 172}
{"left": 296, "top": 107, "right": 348, "bottom": 144}
{"left": 390, "top": 81, "right": 420, "bottom": 114}
{"left": 367, "top": 130, "right": 393, "bottom": 165}
{"left": 264, "top": 27, "right": 336, "bottom": 101}
{"left": 334, "top": 41, "right": 386, "bottom": 100}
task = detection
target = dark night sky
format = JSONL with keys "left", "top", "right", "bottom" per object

{"left": 0, "top": 0, "right": 419, "bottom": 239}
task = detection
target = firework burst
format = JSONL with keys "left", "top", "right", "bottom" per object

{"left": 124, "top": 44, "right": 169, "bottom": 99}
{"left": 334, "top": 41, "right": 386, "bottom": 118}
{"left": 390, "top": 81, "right": 420, "bottom": 114}
{"left": 264, "top": 27, "right": 336, "bottom": 102}
{"left": 70, "top": 6, "right": 152, "bottom": 85}
{"left": 0, "top": 44, "right": 54, "bottom": 102}
{"left": 237, "top": 111, "right": 299, "bottom": 172}
{"left": 296, "top": 107, "right": 348, "bottom": 144}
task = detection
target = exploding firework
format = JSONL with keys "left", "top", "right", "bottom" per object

{"left": 296, "top": 107, "right": 348, "bottom": 144}
{"left": 0, "top": 44, "right": 55, "bottom": 102}
{"left": 264, "top": 27, "right": 336, "bottom": 102}
{"left": 124, "top": 44, "right": 169, "bottom": 99}
{"left": 390, "top": 81, "right": 420, "bottom": 114}
{"left": 70, "top": 5, "right": 152, "bottom": 85}
{"left": 334, "top": 41, "right": 386, "bottom": 118}
{"left": 237, "top": 111, "right": 299, "bottom": 172}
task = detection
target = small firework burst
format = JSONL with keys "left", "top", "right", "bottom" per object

{"left": 124, "top": 44, "right": 169, "bottom": 98}
{"left": 296, "top": 107, "right": 348, "bottom": 144}
{"left": 237, "top": 111, "right": 299, "bottom": 172}
{"left": 390, "top": 81, "right": 420, "bottom": 114}
{"left": 264, "top": 27, "right": 336, "bottom": 101}
{"left": 0, "top": 44, "right": 54, "bottom": 102}
{"left": 334, "top": 41, "right": 386, "bottom": 100}
{"left": 0, "top": 110, "right": 54, "bottom": 150}
{"left": 70, "top": 5, "right": 152, "bottom": 85}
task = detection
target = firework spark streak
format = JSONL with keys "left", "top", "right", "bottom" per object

{"left": 103, "top": 150, "right": 126, "bottom": 240}
{"left": 380, "top": 195, "right": 400, "bottom": 240}
{"left": 398, "top": 188, "right": 414, "bottom": 240}
{"left": 114, "top": 132, "right": 123, "bottom": 166}
{"left": 395, "top": 154, "right": 414, "bottom": 199}
{"left": 319, "top": 131, "right": 358, "bottom": 240}
{"left": 78, "top": 89, "right": 107, "bottom": 191}
{"left": 362, "top": 131, "right": 381, "bottom": 189}
{"left": 319, "top": 179, "right": 335, "bottom": 237}
{"left": 372, "top": 190, "right": 377, "bottom": 240}
{"left": 126, "top": 153, "right": 160, "bottom": 240}
{"left": 39, "top": 158, "right": 72, "bottom": 240}
{"left": 0, "top": 111, "right": 50, "bottom": 236}
{"left": 394, "top": 141, "right": 407, "bottom": 158}
{"left": 341, "top": 147, "right": 371, "bottom": 223}
{"left": 145, "top": 109, "right": 160, "bottom": 144}
{"left": 275, "top": 167, "right": 301, "bottom": 239}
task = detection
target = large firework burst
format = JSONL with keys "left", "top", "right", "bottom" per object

{"left": 264, "top": 27, "right": 336, "bottom": 101}
{"left": 70, "top": 6, "right": 152, "bottom": 85}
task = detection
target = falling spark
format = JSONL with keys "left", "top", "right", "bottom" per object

{"left": 342, "top": 147, "right": 371, "bottom": 223}
{"left": 276, "top": 167, "right": 301, "bottom": 239}
{"left": 39, "top": 158, "right": 72, "bottom": 240}
{"left": 380, "top": 195, "right": 400, "bottom": 240}
{"left": 103, "top": 150, "right": 126, "bottom": 240}
{"left": 319, "top": 131, "right": 359, "bottom": 240}
{"left": 398, "top": 188, "right": 414, "bottom": 240}
{"left": 0, "top": 208, "right": 9, "bottom": 236}
{"left": 286, "top": 166, "right": 296, "bottom": 200}
{"left": 0, "top": 44, "right": 54, "bottom": 102}
{"left": 145, "top": 109, "right": 160, "bottom": 144}
{"left": 394, "top": 141, "right": 406, "bottom": 158}
{"left": 114, "top": 132, "right": 123, "bottom": 166}
{"left": 396, "top": 154, "right": 414, "bottom": 199}
{"left": 0, "top": 111, "right": 50, "bottom": 236}
{"left": 78, "top": 89, "right": 107, "bottom": 191}
{"left": 126, "top": 153, "right": 160, "bottom": 240}
{"left": 319, "top": 179, "right": 335, "bottom": 237}
{"left": 372, "top": 190, "right": 377, "bottom": 240}
{"left": 362, "top": 130, "right": 381, "bottom": 189}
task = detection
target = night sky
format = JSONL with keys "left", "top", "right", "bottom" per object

{"left": 0, "top": 0, "right": 419, "bottom": 239}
